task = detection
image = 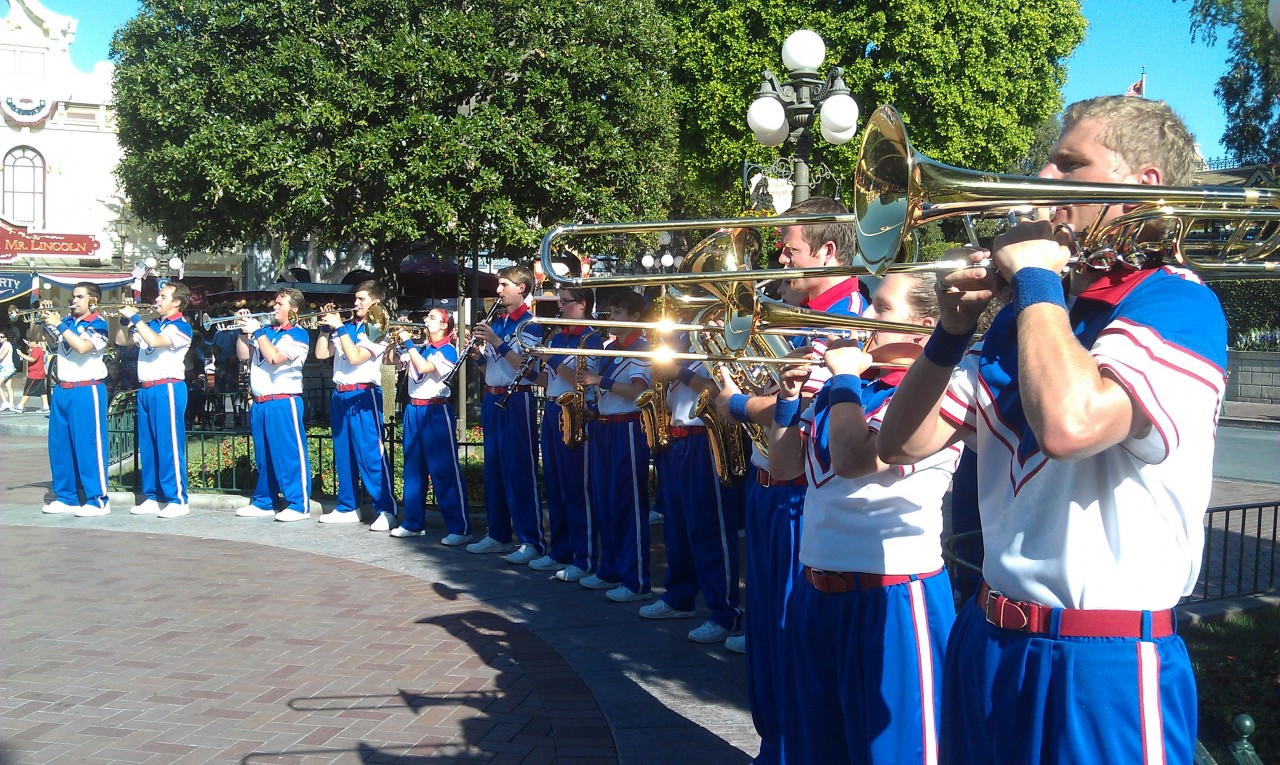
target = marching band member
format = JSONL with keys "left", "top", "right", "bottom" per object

{"left": 40, "top": 282, "right": 112, "bottom": 517}
{"left": 314, "top": 281, "right": 397, "bottom": 528}
{"left": 117, "top": 281, "right": 194, "bottom": 519}
{"left": 713, "top": 196, "right": 868, "bottom": 765}
{"left": 535, "top": 287, "right": 604, "bottom": 578}
{"left": 877, "top": 96, "right": 1223, "bottom": 765}
{"left": 769, "top": 273, "right": 959, "bottom": 765}
{"left": 575, "top": 289, "right": 654, "bottom": 602}
{"left": 466, "top": 265, "right": 545, "bottom": 562}
{"left": 391, "top": 308, "right": 472, "bottom": 543}
{"left": 233, "top": 288, "right": 314, "bottom": 522}
{"left": 640, "top": 343, "right": 743, "bottom": 644}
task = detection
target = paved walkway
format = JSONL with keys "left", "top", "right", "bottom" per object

{"left": 2, "top": 402, "right": 1277, "bottom": 764}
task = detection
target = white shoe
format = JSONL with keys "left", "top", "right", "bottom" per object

{"left": 648, "top": 509, "right": 663, "bottom": 524}
{"left": 390, "top": 526, "right": 425, "bottom": 538}
{"left": 578, "top": 574, "right": 617, "bottom": 590}
{"left": 528, "top": 555, "right": 567, "bottom": 572}
{"left": 370, "top": 512, "right": 393, "bottom": 532}
{"left": 42, "top": 500, "right": 78, "bottom": 515}
{"left": 235, "top": 504, "right": 275, "bottom": 518}
{"left": 440, "top": 533, "right": 474, "bottom": 546}
{"left": 466, "top": 536, "right": 516, "bottom": 555}
{"left": 688, "top": 620, "right": 731, "bottom": 644}
{"left": 158, "top": 503, "right": 190, "bottom": 519}
{"left": 129, "top": 499, "right": 161, "bottom": 515}
{"left": 724, "top": 635, "right": 746, "bottom": 654}
{"left": 317, "top": 510, "right": 359, "bottom": 524}
{"left": 639, "top": 600, "right": 696, "bottom": 619}
{"left": 503, "top": 544, "right": 539, "bottom": 565}
{"left": 275, "top": 508, "right": 309, "bottom": 522}
{"left": 555, "top": 565, "right": 587, "bottom": 583}
{"left": 606, "top": 585, "right": 652, "bottom": 603}
{"left": 75, "top": 503, "right": 111, "bottom": 517}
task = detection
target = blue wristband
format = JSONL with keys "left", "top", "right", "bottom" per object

{"left": 1012, "top": 267, "right": 1067, "bottom": 313}
{"left": 922, "top": 325, "right": 974, "bottom": 368}
{"left": 337, "top": 324, "right": 358, "bottom": 340}
{"left": 128, "top": 313, "right": 142, "bottom": 327}
{"left": 676, "top": 366, "right": 696, "bottom": 386}
{"left": 599, "top": 376, "right": 615, "bottom": 391}
{"left": 828, "top": 374, "right": 862, "bottom": 406}
{"left": 496, "top": 342, "right": 512, "bottom": 358}
{"left": 727, "top": 393, "right": 751, "bottom": 423}
{"left": 401, "top": 338, "right": 417, "bottom": 351}
{"left": 252, "top": 327, "right": 268, "bottom": 341}
{"left": 773, "top": 395, "right": 802, "bottom": 427}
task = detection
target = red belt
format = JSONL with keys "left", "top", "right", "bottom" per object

{"left": 139, "top": 377, "right": 182, "bottom": 388}
{"left": 756, "top": 469, "right": 806, "bottom": 488}
{"left": 335, "top": 383, "right": 375, "bottom": 393}
{"left": 253, "top": 393, "right": 299, "bottom": 404}
{"left": 978, "top": 582, "right": 1175, "bottom": 639}
{"left": 58, "top": 379, "right": 103, "bottom": 389}
{"left": 667, "top": 425, "right": 707, "bottom": 438}
{"left": 486, "top": 385, "right": 532, "bottom": 395}
{"left": 410, "top": 397, "right": 448, "bottom": 406}
{"left": 804, "top": 565, "right": 943, "bottom": 594}
{"left": 597, "top": 412, "right": 641, "bottom": 423}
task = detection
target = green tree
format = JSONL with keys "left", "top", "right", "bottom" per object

{"left": 661, "top": 0, "right": 1086, "bottom": 216}
{"left": 112, "top": 0, "right": 679, "bottom": 288}
{"left": 1180, "top": 0, "right": 1280, "bottom": 163}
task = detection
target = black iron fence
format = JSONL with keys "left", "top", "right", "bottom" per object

{"left": 943, "top": 500, "right": 1280, "bottom": 606}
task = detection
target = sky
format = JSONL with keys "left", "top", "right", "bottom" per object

{"left": 55, "top": 0, "right": 1233, "bottom": 160}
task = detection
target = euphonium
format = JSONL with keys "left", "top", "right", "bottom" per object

{"left": 555, "top": 330, "right": 598, "bottom": 449}
{"left": 636, "top": 376, "right": 672, "bottom": 453}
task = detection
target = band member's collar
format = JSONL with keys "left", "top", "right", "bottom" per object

{"left": 805, "top": 277, "right": 861, "bottom": 312}
{"left": 615, "top": 329, "right": 643, "bottom": 348}
{"left": 505, "top": 303, "right": 531, "bottom": 321}
{"left": 559, "top": 325, "right": 587, "bottom": 337}
{"left": 164, "top": 312, "right": 185, "bottom": 322}
{"left": 429, "top": 337, "right": 452, "bottom": 349}
{"left": 276, "top": 322, "right": 294, "bottom": 331}
{"left": 79, "top": 311, "right": 101, "bottom": 322}
{"left": 1075, "top": 265, "right": 1158, "bottom": 307}
{"left": 873, "top": 368, "right": 908, "bottom": 387}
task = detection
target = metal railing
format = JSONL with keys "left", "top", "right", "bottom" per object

{"left": 942, "top": 500, "right": 1280, "bottom": 606}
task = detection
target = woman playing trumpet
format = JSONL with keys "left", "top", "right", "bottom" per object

{"left": 389, "top": 308, "right": 472, "bottom": 544}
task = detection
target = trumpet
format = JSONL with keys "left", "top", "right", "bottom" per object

{"left": 8, "top": 302, "right": 53, "bottom": 323}
{"left": 203, "top": 311, "right": 274, "bottom": 331}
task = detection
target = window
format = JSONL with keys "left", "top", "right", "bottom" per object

{"left": 3, "top": 146, "right": 45, "bottom": 228}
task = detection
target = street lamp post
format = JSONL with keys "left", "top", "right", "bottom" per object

{"left": 747, "top": 29, "right": 859, "bottom": 204}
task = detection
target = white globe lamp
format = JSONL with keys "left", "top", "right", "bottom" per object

{"left": 1270, "top": 0, "right": 1280, "bottom": 36}
{"left": 819, "top": 92, "right": 859, "bottom": 133}
{"left": 747, "top": 97, "right": 787, "bottom": 137}
{"left": 155, "top": 234, "right": 167, "bottom": 249}
{"left": 660, "top": 252, "right": 674, "bottom": 268}
{"left": 168, "top": 256, "right": 184, "bottom": 271}
{"left": 641, "top": 253, "right": 655, "bottom": 269}
{"left": 781, "top": 29, "right": 825, "bottom": 72}
{"left": 757, "top": 122, "right": 790, "bottom": 147}
{"left": 820, "top": 121, "right": 858, "bottom": 146}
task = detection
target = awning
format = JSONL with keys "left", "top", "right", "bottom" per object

{"left": 37, "top": 271, "right": 134, "bottom": 290}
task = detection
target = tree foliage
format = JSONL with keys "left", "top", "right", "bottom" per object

{"left": 1180, "top": 0, "right": 1280, "bottom": 162}
{"left": 112, "top": 0, "right": 679, "bottom": 284}
{"left": 660, "top": 0, "right": 1086, "bottom": 215}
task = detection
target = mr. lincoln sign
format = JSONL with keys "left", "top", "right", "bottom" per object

{"left": 1, "top": 218, "right": 101, "bottom": 261}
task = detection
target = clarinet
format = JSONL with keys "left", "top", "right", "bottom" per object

{"left": 496, "top": 326, "right": 554, "bottom": 409}
{"left": 440, "top": 301, "right": 502, "bottom": 391}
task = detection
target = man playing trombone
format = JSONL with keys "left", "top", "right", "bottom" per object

{"left": 40, "top": 282, "right": 113, "bottom": 517}
{"left": 314, "top": 281, "right": 397, "bottom": 529}
{"left": 116, "top": 281, "right": 194, "bottom": 519}
{"left": 877, "top": 96, "right": 1225, "bottom": 765}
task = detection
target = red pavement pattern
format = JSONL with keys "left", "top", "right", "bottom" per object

{"left": 1, "top": 527, "right": 618, "bottom": 765}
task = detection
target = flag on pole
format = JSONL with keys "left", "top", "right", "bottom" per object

{"left": 1124, "top": 79, "right": 1144, "bottom": 97}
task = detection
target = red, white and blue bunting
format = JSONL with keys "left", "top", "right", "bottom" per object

{"left": 2, "top": 97, "right": 58, "bottom": 128}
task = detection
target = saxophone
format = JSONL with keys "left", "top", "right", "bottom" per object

{"left": 635, "top": 375, "right": 672, "bottom": 453}
{"left": 554, "top": 330, "right": 596, "bottom": 449}
{"left": 694, "top": 388, "right": 749, "bottom": 487}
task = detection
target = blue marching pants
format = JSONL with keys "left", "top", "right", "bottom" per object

{"left": 743, "top": 467, "right": 807, "bottom": 765}
{"left": 480, "top": 390, "right": 543, "bottom": 551}
{"left": 402, "top": 401, "right": 470, "bottom": 535}
{"left": 781, "top": 569, "right": 954, "bottom": 765}
{"left": 541, "top": 400, "right": 592, "bottom": 568}
{"left": 330, "top": 387, "right": 396, "bottom": 516}
{"left": 137, "top": 381, "right": 189, "bottom": 505}
{"left": 941, "top": 597, "right": 1197, "bottom": 765}
{"left": 588, "top": 418, "right": 651, "bottom": 591}
{"left": 248, "top": 396, "right": 312, "bottom": 513}
{"left": 655, "top": 432, "right": 742, "bottom": 630}
{"left": 48, "top": 383, "right": 109, "bottom": 509}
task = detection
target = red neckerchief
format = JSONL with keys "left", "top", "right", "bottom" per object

{"left": 79, "top": 311, "right": 101, "bottom": 323}
{"left": 429, "top": 337, "right": 451, "bottom": 349}
{"left": 559, "top": 325, "right": 587, "bottom": 337}
{"left": 615, "top": 329, "right": 643, "bottom": 349}
{"left": 875, "top": 368, "right": 908, "bottom": 387}
{"left": 276, "top": 322, "right": 294, "bottom": 331}
{"left": 505, "top": 303, "right": 531, "bottom": 321}
{"left": 804, "top": 278, "right": 861, "bottom": 312}
{"left": 1074, "top": 266, "right": 1160, "bottom": 307}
